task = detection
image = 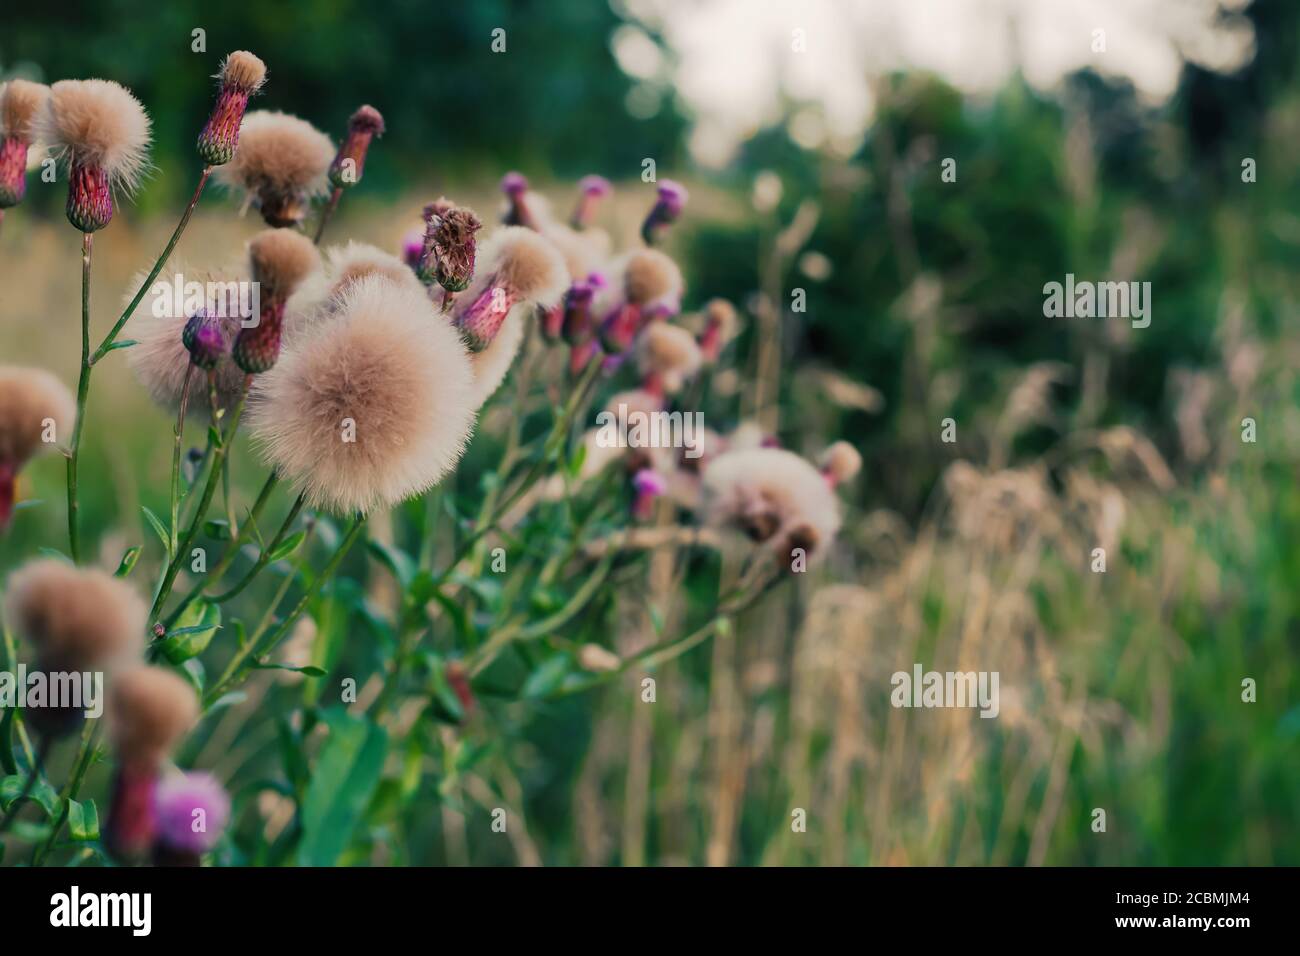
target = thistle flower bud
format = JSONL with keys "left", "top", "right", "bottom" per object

{"left": 640, "top": 179, "right": 687, "bottom": 246}
{"left": 568, "top": 338, "right": 602, "bottom": 378}
{"left": 182, "top": 311, "right": 227, "bottom": 370}
{"left": 36, "top": 79, "right": 152, "bottom": 233}
{"left": 819, "top": 440, "right": 862, "bottom": 487}
{"left": 196, "top": 51, "right": 267, "bottom": 166}
{"left": 234, "top": 228, "right": 320, "bottom": 374}
{"left": 570, "top": 174, "right": 612, "bottom": 230}
{"left": 0, "top": 367, "right": 76, "bottom": 530}
{"left": 328, "top": 104, "right": 384, "bottom": 189}
{"left": 0, "top": 80, "right": 49, "bottom": 209}
{"left": 500, "top": 171, "right": 536, "bottom": 230}
{"left": 151, "top": 772, "right": 231, "bottom": 865}
{"left": 417, "top": 199, "right": 482, "bottom": 293}
{"left": 400, "top": 224, "right": 424, "bottom": 271}
{"left": 698, "top": 298, "right": 739, "bottom": 363}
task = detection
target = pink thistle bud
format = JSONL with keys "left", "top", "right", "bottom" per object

{"left": 417, "top": 200, "right": 482, "bottom": 293}
{"left": 329, "top": 104, "right": 385, "bottom": 189}
{"left": 66, "top": 160, "right": 114, "bottom": 233}
{"left": 500, "top": 171, "right": 536, "bottom": 229}
{"left": 182, "top": 311, "right": 228, "bottom": 371}
{"left": 454, "top": 282, "right": 517, "bottom": 352}
{"left": 560, "top": 279, "right": 598, "bottom": 345}
{"left": 401, "top": 225, "right": 425, "bottom": 271}
{"left": 640, "top": 179, "right": 688, "bottom": 245}
{"left": 0, "top": 80, "right": 48, "bottom": 209}
{"left": 106, "top": 764, "right": 158, "bottom": 863}
{"left": 196, "top": 51, "right": 267, "bottom": 166}
{"left": 0, "top": 459, "right": 14, "bottom": 530}
{"left": 570, "top": 174, "right": 612, "bottom": 230}
{"left": 631, "top": 468, "right": 668, "bottom": 520}
{"left": 698, "top": 298, "right": 739, "bottom": 363}
{"left": 540, "top": 302, "right": 565, "bottom": 341}
{"left": 233, "top": 229, "right": 320, "bottom": 374}
{"left": 599, "top": 302, "right": 642, "bottom": 353}
{"left": 152, "top": 772, "right": 230, "bottom": 864}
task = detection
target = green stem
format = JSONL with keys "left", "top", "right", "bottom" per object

{"left": 168, "top": 365, "right": 197, "bottom": 559}
{"left": 150, "top": 381, "right": 250, "bottom": 624}
{"left": 203, "top": 514, "right": 366, "bottom": 706}
{"left": 165, "top": 470, "right": 281, "bottom": 627}
{"left": 0, "top": 735, "right": 51, "bottom": 836}
{"left": 89, "top": 167, "right": 212, "bottom": 364}
{"left": 313, "top": 186, "right": 343, "bottom": 245}
{"left": 65, "top": 231, "right": 93, "bottom": 563}
{"left": 209, "top": 493, "right": 306, "bottom": 603}
{"left": 32, "top": 721, "right": 99, "bottom": 866}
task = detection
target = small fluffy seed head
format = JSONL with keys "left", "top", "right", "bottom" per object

{"left": 452, "top": 227, "right": 567, "bottom": 351}
{"left": 248, "top": 227, "right": 320, "bottom": 297}
{"left": 698, "top": 298, "right": 739, "bottom": 362}
{"left": 214, "top": 110, "right": 333, "bottom": 226}
{"left": 153, "top": 772, "right": 231, "bottom": 854}
{"left": 636, "top": 322, "right": 702, "bottom": 394}
{"left": 326, "top": 241, "right": 424, "bottom": 299}
{"left": 108, "top": 666, "right": 199, "bottom": 769}
{"left": 1, "top": 79, "right": 50, "bottom": 142}
{"left": 219, "top": 51, "right": 267, "bottom": 94}
{"left": 701, "top": 447, "right": 841, "bottom": 564}
{"left": 196, "top": 51, "right": 267, "bottom": 165}
{"left": 819, "top": 441, "right": 862, "bottom": 486}
{"left": 122, "top": 268, "right": 247, "bottom": 412}
{"left": 4, "top": 559, "right": 147, "bottom": 672}
{"left": 36, "top": 79, "right": 151, "bottom": 192}
{"left": 622, "top": 249, "right": 683, "bottom": 306}
{"left": 0, "top": 365, "right": 75, "bottom": 466}
{"left": 249, "top": 276, "right": 476, "bottom": 514}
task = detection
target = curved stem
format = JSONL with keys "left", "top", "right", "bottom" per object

{"left": 90, "top": 167, "right": 212, "bottom": 364}
{"left": 31, "top": 721, "right": 99, "bottom": 866}
{"left": 313, "top": 186, "right": 343, "bottom": 245}
{"left": 209, "top": 492, "right": 305, "bottom": 603}
{"left": 168, "top": 365, "right": 197, "bottom": 558}
{"left": 0, "top": 734, "right": 52, "bottom": 836}
{"left": 150, "top": 379, "right": 250, "bottom": 624}
{"left": 203, "top": 514, "right": 366, "bottom": 706}
{"left": 65, "top": 231, "right": 93, "bottom": 563}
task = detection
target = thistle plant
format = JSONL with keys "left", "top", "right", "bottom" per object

{"left": 0, "top": 52, "right": 867, "bottom": 870}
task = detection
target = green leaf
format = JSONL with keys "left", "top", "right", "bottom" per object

{"left": 36, "top": 548, "right": 72, "bottom": 563}
{"left": 252, "top": 662, "right": 326, "bottom": 677}
{"left": 520, "top": 655, "right": 573, "bottom": 699}
{"left": 67, "top": 799, "right": 100, "bottom": 841}
{"left": 267, "top": 530, "right": 307, "bottom": 562}
{"left": 141, "top": 505, "right": 171, "bottom": 555}
{"left": 159, "top": 599, "right": 221, "bottom": 664}
{"left": 203, "top": 519, "right": 232, "bottom": 541}
{"left": 297, "top": 710, "right": 388, "bottom": 866}
{"left": 206, "top": 691, "right": 247, "bottom": 714}
{"left": 114, "top": 546, "right": 142, "bottom": 577}
{"left": 367, "top": 539, "right": 416, "bottom": 588}
{"left": 12, "top": 498, "right": 44, "bottom": 513}
{"left": 1, "top": 773, "right": 61, "bottom": 818}
{"left": 567, "top": 442, "right": 587, "bottom": 479}
{"left": 103, "top": 338, "right": 139, "bottom": 353}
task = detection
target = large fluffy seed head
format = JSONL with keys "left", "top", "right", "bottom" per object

{"left": 220, "top": 51, "right": 267, "bottom": 94}
{"left": 637, "top": 323, "right": 702, "bottom": 394}
{"left": 3, "top": 559, "right": 147, "bottom": 672}
{"left": 326, "top": 241, "right": 424, "bottom": 299}
{"left": 248, "top": 227, "right": 320, "bottom": 296}
{"left": 37, "top": 79, "right": 151, "bottom": 190}
{"left": 1, "top": 79, "right": 50, "bottom": 141}
{"left": 248, "top": 276, "right": 476, "bottom": 514}
{"left": 0, "top": 366, "right": 75, "bottom": 465}
{"left": 622, "top": 249, "right": 683, "bottom": 306}
{"left": 542, "top": 222, "right": 610, "bottom": 281}
{"left": 107, "top": 666, "right": 199, "bottom": 768}
{"left": 214, "top": 111, "right": 333, "bottom": 225}
{"left": 820, "top": 441, "right": 862, "bottom": 485}
{"left": 702, "top": 447, "right": 841, "bottom": 562}
{"left": 122, "top": 268, "right": 247, "bottom": 412}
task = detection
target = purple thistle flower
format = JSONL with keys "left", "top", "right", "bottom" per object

{"left": 632, "top": 468, "right": 668, "bottom": 520}
{"left": 153, "top": 771, "right": 231, "bottom": 856}
{"left": 640, "top": 179, "right": 688, "bottom": 246}
{"left": 182, "top": 311, "right": 228, "bottom": 370}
